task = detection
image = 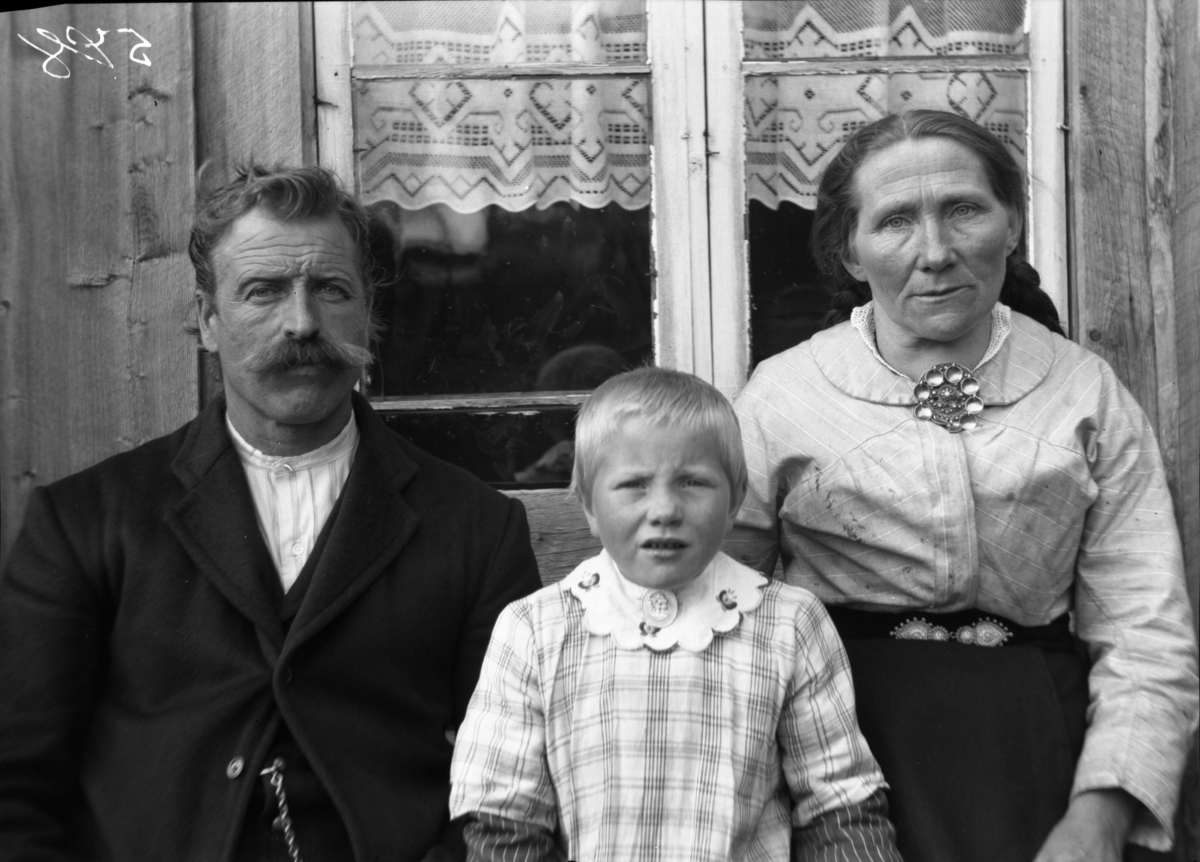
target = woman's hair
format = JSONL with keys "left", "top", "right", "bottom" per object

{"left": 811, "top": 110, "right": 1063, "bottom": 335}
{"left": 570, "top": 367, "right": 747, "bottom": 513}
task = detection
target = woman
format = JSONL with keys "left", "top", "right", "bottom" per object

{"left": 727, "top": 110, "right": 1197, "bottom": 862}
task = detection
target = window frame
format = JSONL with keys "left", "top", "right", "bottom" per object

{"left": 705, "top": 0, "right": 1068, "bottom": 398}
{"left": 313, "top": 0, "right": 1067, "bottom": 410}
{"left": 313, "top": 0, "right": 707, "bottom": 416}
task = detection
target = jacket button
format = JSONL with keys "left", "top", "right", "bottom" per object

{"left": 226, "top": 756, "right": 245, "bottom": 779}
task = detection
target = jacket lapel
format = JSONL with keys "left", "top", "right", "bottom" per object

{"left": 164, "top": 398, "right": 283, "bottom": 648}
{"left": 282, "top": 394, "right": 420, "bottom": 655}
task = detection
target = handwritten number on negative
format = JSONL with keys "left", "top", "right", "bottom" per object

{"left": 18, "top": 28, "right": 77, "bottom": 78}
{"left": 117, "top": 29, "right": 152, "bottom": 67}
{"left": 19, "top": 26, "right": 151, "bottom": 77}
{"left": 66, "top": 27, "right": 115, "bottom": 69}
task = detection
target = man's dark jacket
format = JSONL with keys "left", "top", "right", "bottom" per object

{"left": 0, "top": 393, "right": 543, "bottom": 861}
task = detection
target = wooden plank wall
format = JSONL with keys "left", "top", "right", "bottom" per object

{"left": 0, "top": 2, "right": 316, "bottom": 566}
{"left": 1068, "top": 1, "right": 1199, "bottom": 857}
{"left": 510, "top": 489, "right": 598, "bottom": 584}
{"left": 1171, "top": 1, "right": 1199, "bottom": 856}
{"left": 1172, "top": 0, "right": 1200, "bottom": 636}
{"left": 0, "top": 3, "right": 198, "bottom": 569}
{"left": 194, "top": 2, "right": 315, "bottom": 178}
{"left": 1070, "top": 0, "right": 1199, "bottom": 611}
{"left": 193, "top": 1, "right": 315, "bottom": 404}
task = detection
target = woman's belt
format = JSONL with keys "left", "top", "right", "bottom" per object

{"left": 826, "top": 606, "right": 1075, "bottom": 652}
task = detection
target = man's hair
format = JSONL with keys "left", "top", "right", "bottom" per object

{"left": 570, "top": 367, "right": 747, "bottom": 513}
{"left": 188, "top": 164, "right": 380, "bottom": 302}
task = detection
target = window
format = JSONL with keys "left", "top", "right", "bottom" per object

{"left": 708, "top": 0, "right": 1065, "bottom": 394}
{"left": 314, "top": 0, "right": 1064, "bottom": 486}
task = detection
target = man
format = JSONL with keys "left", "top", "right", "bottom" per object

{"left": 0, "top": 166, "right": 542, "bottom": 861}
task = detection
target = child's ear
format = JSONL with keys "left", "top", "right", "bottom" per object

{"left": 723, "top": 507, "right": 738, "bottom": 542}
{"left": 581, "top": 499, "right": 602, "bottom": 540}
{"left": 728, "top": 482, "right": 747, "bottom": 524}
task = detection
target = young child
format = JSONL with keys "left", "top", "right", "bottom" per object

{"left": 450, "top": 368, "right": 900, "bottom": 862}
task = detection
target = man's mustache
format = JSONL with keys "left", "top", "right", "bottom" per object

{"left": 243, "top": 336, "right": 373, "bottom": 374}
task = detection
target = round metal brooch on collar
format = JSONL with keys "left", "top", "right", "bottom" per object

{"left": 913, "top": 363, "right": 983, "bottom": 433}
{"left": 641, "top": 589, "right": 679, "bottom": 627}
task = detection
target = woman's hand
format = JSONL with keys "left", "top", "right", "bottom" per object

{"left": 1032, "top": 788, "right": 1138, "bottom": 862}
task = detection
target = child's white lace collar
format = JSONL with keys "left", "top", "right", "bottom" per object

{"left": 562, "top": 550, "right": 767, "bottom": 652}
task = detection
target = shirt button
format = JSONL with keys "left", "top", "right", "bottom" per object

{"left": 226, "top": 756, "right": 245, "bottom": 779}
{"left": 292, "top": 543, "right": 304, "bottom": 556}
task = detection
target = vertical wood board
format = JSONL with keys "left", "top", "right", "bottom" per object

{"left": 193, "top": 1, "right": 312, "bottom": 407}
{"left": 193, "top": 2, "right": 310, "bottom": 178}
{"left": 648, "top": 0, "right": 711, "bottom": 379}
{"left": 314, "top": 1, "right": 355, "bottom": 188}
{"left": 0, "top": 3, "right": 197, "bottom": 566}
{"left": 1170, "top": 0, "right": 1200, "bottom": 619}
{"left": 704, "top": 0, "right": 750, "bottom": 400}
{"left": 1169, "top": 1, "right": 1199, "bottom": 854}
{"left": 1066, "top": 0, "right": 1160, "bottom": 419}
{"left": 1144, "top": 0, "right": 1184, "bottom": 524}
{"left": 1069, "top": 2, "right": 1199, "bottom": 857}
{"left": 1026, "top": 0, "right": 1070, "bottom": 331}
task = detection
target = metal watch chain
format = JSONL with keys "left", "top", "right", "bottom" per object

{"left": 260, "top": 758, "right": 304, "bottom": 862}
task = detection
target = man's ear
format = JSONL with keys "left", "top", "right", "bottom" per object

{"left": 196, "top": 290, "right": 220, "bottom": 354}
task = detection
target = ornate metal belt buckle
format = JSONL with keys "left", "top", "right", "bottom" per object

{"left": 891, "top": 616, "right": 1012, "bottom": 647}
{"left": 953, "top": 618, "right": 1012, "bottom": 647}
{"left": 641, "top": 589, "right": 679, "bottom": 627}
{"left": 913, "top": 363, "right": 983, "bottom": 433}
{"left": 891, "top": 618, "right": 950, "bottom": 641}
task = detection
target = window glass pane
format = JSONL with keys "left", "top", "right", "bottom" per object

{"left": 748, "top": 201, "right": 822, "bottom": 367}
{"left": 742, "top": 0, "right": 1026, "bottom": 59}
{"left": 365, "top": 201, "right": 650, "bottom": 397}
{"left": 356, "top": 75, "right": 652, "bottom": 397}
{"left": 745, "top": 71, "right": 1027, "bottom": 367}
{"left": 354, "top": 0, "right": 648, "bottom": 66}
{"left": 381, "top": 408, "right": 581, "bottom": 487}
{"left": 348, "top": 5, "right": 653, "bottom": 488}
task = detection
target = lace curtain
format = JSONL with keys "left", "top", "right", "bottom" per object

{"left": 747, "top": 70, "right": 1026, "bottom": 209}
{"left": 742, "top": 0, "right": 1025, "bottom": 59}
{"left": 744, "top": 0, "right": 1026, "bottom": 209}
{"left": 354, "top": 1, "right": 650, "bottom": 212}
{"left": 352, "top": 1, "right": 1025, "bottom": 213}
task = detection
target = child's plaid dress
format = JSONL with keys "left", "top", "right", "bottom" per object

{"left": 451, "top": 551, "right": 898, "bottom": 862}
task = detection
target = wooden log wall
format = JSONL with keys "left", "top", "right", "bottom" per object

{"left": 1068, "top": 1, "right": 1199, "bottom": 857}
{"left": 0, "top": 4, "right": 198, "bottom": 568}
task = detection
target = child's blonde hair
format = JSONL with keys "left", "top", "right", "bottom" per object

{"left": 570, "top": 367, "right": 747, "bottom": 512}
